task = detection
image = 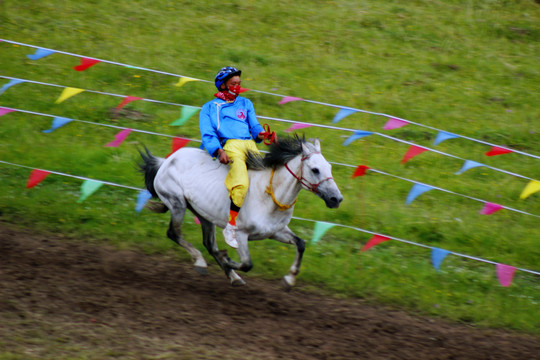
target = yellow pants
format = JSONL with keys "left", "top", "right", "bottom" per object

{"left": 223, "top": 139, "right": 260, "bottom": 207}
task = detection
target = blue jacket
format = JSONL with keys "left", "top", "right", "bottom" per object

{"left": 199, "top": 96, "right": 264, "bottom": 157}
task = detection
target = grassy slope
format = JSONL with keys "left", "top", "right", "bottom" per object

{"left": 0, "top": 0, "right": 539, "bottom": 333}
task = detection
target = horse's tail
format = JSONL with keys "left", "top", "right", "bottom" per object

{"left": 138, "top": 146, "right": 164, "bottom": 199}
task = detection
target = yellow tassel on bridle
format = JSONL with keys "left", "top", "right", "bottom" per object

{"left": 266, "top": 168, "right": 297, "bottom": 211}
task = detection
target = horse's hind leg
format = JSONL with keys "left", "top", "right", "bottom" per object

{"left": 198, "top": 217, "right": 245, "bottom": 286}
{"left": 166, "top": 199, "right": 208, "bottom": 272}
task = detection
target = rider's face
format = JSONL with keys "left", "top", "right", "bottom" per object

{"left": 222, "top": 75, "right": 241, "bottom": 90}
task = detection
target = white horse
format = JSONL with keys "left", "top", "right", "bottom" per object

{"left": 139, "top": 135, "right": 343, "bottom": 289}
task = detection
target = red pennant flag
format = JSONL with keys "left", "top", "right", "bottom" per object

{"left": 239, "top": 87, "right": 250, "bottom": 93}
{"left": 485, "top": 146, "right": 513, "bottom": 156}
{"left": 401, "top": 145, "right": 429, "bottom": 164}
{"left": 115, "top": 96, "right": 143, "bottom": 110}
{"left": 361, "top": 235, "right": 390, "bottom": 252}
{"left": 27, "top": 169, "right": 51, "bottom": 188}
{"left": 73, "top": 58, "right": 101, "bottom": 71}
{"left": 167, "top": 137, "right": 191, "bottom": 158}
{"left": 352, "top": 165, "right": 370, "bottom": 178}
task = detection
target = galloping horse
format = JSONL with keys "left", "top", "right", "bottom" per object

{"left": 139, "top": 135, "right": 343, "bottom": 288}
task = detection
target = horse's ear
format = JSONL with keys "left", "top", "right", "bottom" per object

{"left": 313, "top": 138, "right": 321, "bottom": 151}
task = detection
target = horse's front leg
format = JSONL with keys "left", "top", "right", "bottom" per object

{"left": 270, "top": 227, "right": 306, "bottom": 291}
{"left": 227, "top": 230, "right": 253, "bottom": 273}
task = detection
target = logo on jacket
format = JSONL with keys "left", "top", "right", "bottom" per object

{"left": 236, "top": 109, "right": 246, "bottom": 120}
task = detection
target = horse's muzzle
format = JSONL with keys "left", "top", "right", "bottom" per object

{"left": 324, "top": 194, "right": 343, "bottom": 209}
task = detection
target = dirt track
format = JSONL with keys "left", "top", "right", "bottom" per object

{"left": 0, "top": 224, "right": 538, "bottom": 359}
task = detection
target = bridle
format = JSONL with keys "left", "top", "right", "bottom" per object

{"left": 284, "top": 152, "right": 334, "bottom": 194}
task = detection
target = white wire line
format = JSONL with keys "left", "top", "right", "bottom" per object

{"left": 2, "top": 38, "right": 538, "bottom": 160}
{"left": 1, "top": 75, "right": 537, "bottom": 183}
{"left": 1, "top": 157, "right": 538, "bottom": 277}
{"left": 291, "top": 216, "right": 540, "bottom": 276}
{"left": 3, "top": 105, "right": 540, "bottom": 218}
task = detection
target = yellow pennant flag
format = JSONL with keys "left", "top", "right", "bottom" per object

{"left": 175, "top": 77, "right": 199, "bottom": 88}
{"left": 55, "top": 87, "right": 85, "bottom": 104}
{"left": 520, "top": 180, "right": 540, "bottom": 199}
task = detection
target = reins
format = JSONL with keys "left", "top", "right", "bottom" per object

{"left": 265, "top": 168, "right": 297, "bottom": 211}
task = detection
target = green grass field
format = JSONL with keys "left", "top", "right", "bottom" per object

{"left": 1, "top": 0, "right": 539, "bottom": 334}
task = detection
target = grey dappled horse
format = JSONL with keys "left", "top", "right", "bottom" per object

{"left": 139, "top": 135, "right": 343, "bottom": 289}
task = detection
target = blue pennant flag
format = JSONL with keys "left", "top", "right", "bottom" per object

{"left": 433, "top": 131, "right": 459, "bottom": 146}
{"left": 406, "top": 183, "right": 435, "bottom": 204}
{"left": 42, "top": 117, "right": 73, "bottom": 133}
{"left": 0, "top": 79, "right": 24, "bottom": 95}
{"left": 27, "top": 48, "right": 55, "bottom": 60}
{"left": 135, "top": 189, "right": 153, "bottom": 212}
{"left": 455, "top": 160, "right": 485, "bottom": 175}
{"left": 332, "top": 107, "right": 358, "bottom": 123}
{"left": 343, "top": 131, "right": 373, "bottom": 146}
{"left": 431, "top": 247, "right": 451, "bottom": 272}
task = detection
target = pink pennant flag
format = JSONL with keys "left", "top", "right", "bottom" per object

{"left": 27, "top": 169, "right": 51, "bottom": 188}
{"left": 0, "top": 108, "right": 16, "bottom": 117}
{"left": 401, "top": 145, "right": 429, "bottom": 164}
{"left": 194, "top": 216, "right": 201, "bottom": 225}
{"left": 279, "top": 96, "right": 303, "bottom": 105}
{"left": 496, "top": 263, "right": 516, "bottom": 287}
{"left": 106, "top": 128, "right": 132, "bottom": 147}
{"left": 383, "top": 117, "right": 409, "bottom": 130}
{"left": 74, "top": 58, "right": 101, "bottom": 71}
{"left": 485, "top": 146, "right": 513, "bottom": 156}
{"left": 115, "top": 96, "right": 143, "bottom": 110}
{"left": 352, "top": 165, "right": 370, "bottom": 178}
{"left": 167, "top": 137, "right": 191, "bottom": 158}
{"left": 361, "top": 235, "right": 390, "bottom": 251}
{"left": 285, "top": 123, "right": 313, "bottom": 132}
{"left": 479, "top": 202, "right": 504, "bottom": 215}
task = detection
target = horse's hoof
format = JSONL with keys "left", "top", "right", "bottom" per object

{"left": 231, "top": 278, "right": 246, "bottom": 287}
{"left": 194, "top": 266, "right": 208, "bottom": 275}
{"left": 281, "top": 278, "right": 293, "bottom": 292}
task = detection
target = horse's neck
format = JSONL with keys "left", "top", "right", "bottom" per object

{"left": 271, "top": 156, "right": 303, "bottom": 205}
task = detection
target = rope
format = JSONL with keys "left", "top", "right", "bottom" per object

{"left": 265, "top": 168, "right": 297, "bottom": 211}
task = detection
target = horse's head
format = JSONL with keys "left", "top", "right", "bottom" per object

{"left": 299, "top": 139, "right": 343, "bottom": 208}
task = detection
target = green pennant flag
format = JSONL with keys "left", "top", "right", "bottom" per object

{"left": 77, "top": 180, "right": 104, "bottom": 203}
{"left": 170, "top": 106, "right": 200, "bottom": 126}
{"left": 311, "top": 221, "right": 336, "bottom": 244}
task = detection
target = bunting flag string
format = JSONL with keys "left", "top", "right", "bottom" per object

{"left": 3, "top": 105, "right": 539, "bottom": 215}
{"left": 0, "top": 159, "right": 538, "bottom": 286}
{"left": 1, "top": 75, "right": 537, "bottom": 185}
{"left": 2, "top": 38, "right": 538, "bottom": 160}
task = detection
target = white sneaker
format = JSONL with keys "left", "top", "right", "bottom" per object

{"left": 223, "top": 224, "right": 239, "bottom": 249}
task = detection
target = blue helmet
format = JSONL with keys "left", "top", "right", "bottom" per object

{"left": 215, "top": 66, "right": 241, "bottom": 90}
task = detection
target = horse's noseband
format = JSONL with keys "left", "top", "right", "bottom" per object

{"left": 284, "top": 152, "right": 334, "bottom": 194}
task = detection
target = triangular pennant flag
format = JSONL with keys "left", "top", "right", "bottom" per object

{"left": 406, "top": 183, "right": 435, "bottom": 204}
{"left": 383, "top": 117, "right": 409, "bottom": 130}
{"left": 77, "top": 180, "right": 104, "bottom": 203}
{"left": 455, "top": 160, "right": 485, "bottom": 175}
{"left": 332, "top": 107, "right": 358, "bottom": 123}
{"left": 167, "top": 137, "right": 191, "bottom": 157}
{"left": 361, "top": 234, "right": 390, "bottom": 251}
{"left": 479, "top": 202, "right": 504, "bottom": 215}
{"left": 431, "top": 248, "right": 451, "bottom": 272}
{"left": 352, "top": 165, "right": 370, "bottom": 178}
{"left": 433, "top": 131, "right": 459, "bottom": 146}
{"left": 343, "top": 131, "right": 373, "bottom": 146}
{"left": 55, "top": 87, "right": 85, "bottom": 104}
{"left": 485, "top": 146, "right": 513, "bottom": 156}
{"left": 26, "top": 169, "right": 51, "bottom": 188}
{"left": 115, "top": 96, "right": 143, "bottom": 110}
{"left": 401, "top": 145, "right": 429, "bottom": 164}
{"left": 27, "top": 48, "right": 55, "bottom": 60}
{"left": 496, "top": 263, "right": 516, "bottom": 287}
{"left": 0, "top": 107, "right": 16, "bottom": 117}
{"left": 175, "top": 77, "right": 199, "bottom": 88}
{"left": 0, "top": 78, "right": 24, "bottom": 95}
{"left": 279, "top": 96, "right": 304, "bottom": 105}
{"left": 311, "top": 221, "right": 336, "bottom": 244}
{"left": 42, "top": 117, "right": 73, "bottom": 133}
{"left": 285, "top": 123, "right": 313, "bottom": 132}
{"left": 135, "top": 189, "right": 153, "bottom": 213}
{"left": 106, "top": 128, "right": 132, "bottom": 147}
{"left": 170, "top": 106, "right": 200, "bottom": 126}
{"left": 194, "top": 216, "right": 201, "bottom": 225}
{"left": 73, "top": 57, "right": 101, "bottom": 71}
{"left": 238, "top": 87, "right": 250, "bottom": 93}
{"left": 519, "top": 180, "right": 540, "bottom": 200}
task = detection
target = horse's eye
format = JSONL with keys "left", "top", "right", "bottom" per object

{"left": 312, "top": 168, "right": 320, "bottom": 175}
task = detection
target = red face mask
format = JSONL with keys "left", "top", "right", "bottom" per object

{"left": 227, "top": 84, "right": 241, "bottom": 96}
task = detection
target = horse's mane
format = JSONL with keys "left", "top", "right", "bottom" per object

{"left": 246, "top": 134, "right": 304, "bottom": 170}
